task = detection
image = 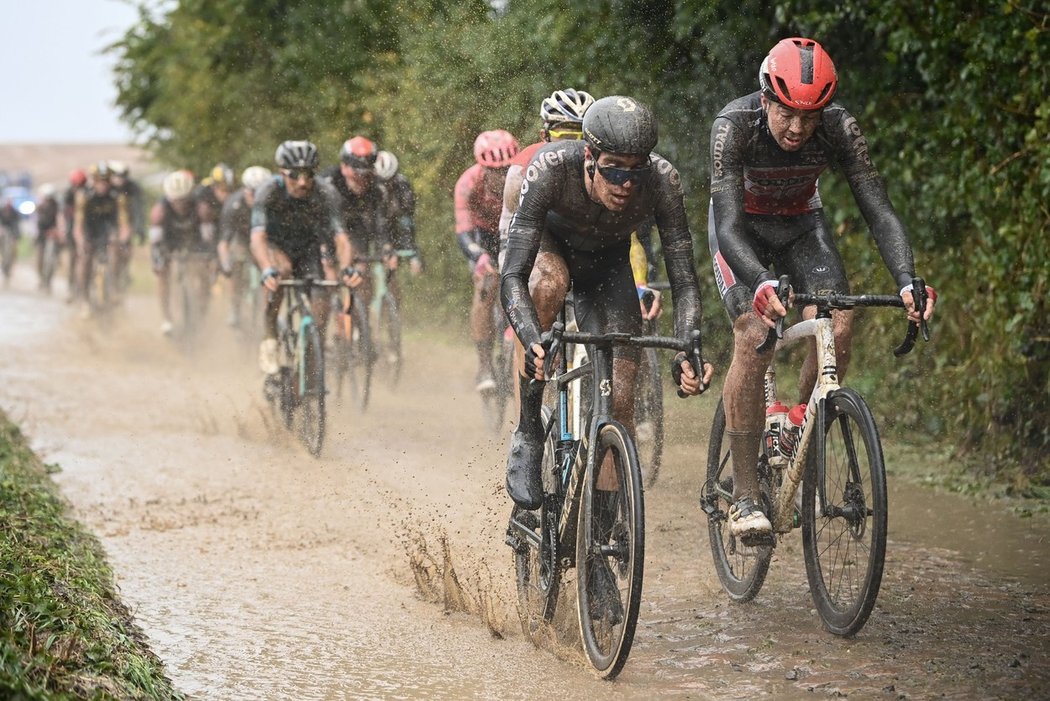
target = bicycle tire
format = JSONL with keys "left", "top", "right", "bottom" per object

{"left": 346, "top": 292, "right": 375, "bottom": 411}
{"left": 703, "top": 399, "right": 773, "bottom": 602}
{"left": 0, "top": 229, "right": 14, "bottom": 281}
{"left": 377, "top": 292, "right": 403, "bottom": 388}
{"left": 576, "top": 420, "right": 644, "bottom": 679}
{"left": 294, "top": 320, "right": 326, "bottom": 457}
{"left": 40, "top": 237, "right": 58, "bottom": 291}
{"left": 510, "top": 407, "right": 561, "bottom": 634}
{"left": 634, "top": 346, "right": 665, "bottom": 487}
{"left": 801, "top": 387, "right": 887, "bottom": 637}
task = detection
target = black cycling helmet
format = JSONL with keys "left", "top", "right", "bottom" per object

{"left": 582, "top": 96, "right": 658, "bottom": 156}
{"left": 275, "top": 140, "right": 320, "bottom": 169}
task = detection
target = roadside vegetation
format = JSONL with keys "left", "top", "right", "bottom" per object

{"left": 0, "top": 412, "right": 182, "bottom": 701}
{"left": 108, "top": 0, "right": 1048, "bottom": 487}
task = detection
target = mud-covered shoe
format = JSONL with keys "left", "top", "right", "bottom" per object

{"left": 258, "top": 338, "right": 280, "bottom": 375}
{"left": 160, "top": 319, "right": 174, "bottom": 336}
{"left": 475, "top": 368, "right": 496, "bottom": 393}
{"left": 587, "top": 557, "right": 624, "bottom": 626}
{"left": 729, "top": 496, "right": 772, "bottom": 540}
{"left": 506, "top": 429, "right": 544, "bottom": 509}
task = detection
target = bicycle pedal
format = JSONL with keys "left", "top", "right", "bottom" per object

{"left": 739, "top": 532, "right": 774, "bottom": 548}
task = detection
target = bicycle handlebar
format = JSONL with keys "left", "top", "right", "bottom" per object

{"left": 276, "top": 278, "right": 343, "bottom": 288}
{"left": 755, "top": 274, "right": 932, "bottom": 355}
{"left": 352, "top": 249, "right": 418, "bottom": 264}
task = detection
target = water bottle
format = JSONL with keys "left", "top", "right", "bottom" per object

{"left": 780, "top": 403, "right": 807, "bottom": 459}
{"left": 764, "top": 401, "right": 789, "bottom": 460}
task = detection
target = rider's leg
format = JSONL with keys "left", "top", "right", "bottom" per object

{"left": 76, "top": 238, "right": 93, "bottom": 302}
{"left": 471, "top": 269, "right": 499, "bottom": 389}
{"left": 505, "top": 248, "right": 568, "bottom": 509}
{"left": 723, "top": 312, "right": 774, "bottom": 504}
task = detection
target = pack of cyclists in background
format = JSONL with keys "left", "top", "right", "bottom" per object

{"left": 454, "top": 128, "right": 521, "bottom": 392}
{"left": 218, "top": 165, "right": 273, "bottom": 328}
{"left": 707, "top": 37, "right": 937, "bottom": 541}
{"left": 72, "top": 162, "right": 131, "bottom": 318}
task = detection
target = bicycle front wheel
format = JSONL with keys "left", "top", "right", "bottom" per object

{"left": 634, "top": 346, "right": 664, "bottom": 487}
{"left": 802, "top": 388, "right": 887, "bottom": 637}
{"left": 347, "top": 295, "right": 375, "bottom": 411}
{"left": 293, "top": 321, "right": 327, "bottom": 457}
{"left": 703, "top": 399, "right": 773, "bottom": 602}
{"left": 376, "top": 292, "right": 403, "bottom": 388}
{"left": 576, "top": 420, "right": 644, "bottom": 679}
{"left": 509, "top": 407, "right": 561, "bottom": 634}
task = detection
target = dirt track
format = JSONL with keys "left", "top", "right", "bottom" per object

{"left": 1, "top": 256, "right": 1048, "bottom": 699}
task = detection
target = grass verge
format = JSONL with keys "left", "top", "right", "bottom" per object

{"left": 0, "top": 411, "right": 183, "bottom": 700}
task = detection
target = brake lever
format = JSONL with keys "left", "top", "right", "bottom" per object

{"left": 755, "top": 275, "right": 791, "bottom": 353}
{"left": 676, "top": 329, "right": 708, "bottom": 398}
{"left": 540, "top": 321, "right": 564, "bottom": 381}
{"left": 894, "top": 276, "right": 930, "bottom": 356}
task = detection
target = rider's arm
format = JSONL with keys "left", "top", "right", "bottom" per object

{"left": 72, "top": 189, "right": 87, "bottom": 247}
{"left": 709, "top": 110, "right": 776, "bottom": 292}
{"left": 148, "top": 202, "right": 166, "bottom": 245}
{"left": 115, "top": 192, "right": 131, "bottom": 242}
{"left": 500, "top": 161, "right": 551, "bottom": 351}
{"left": 249, "top": 184, "right": 274, "bottom": 271}
{"left": 319, "top": 181, "right": 353, "bottom": 271}
{"left": 650, "top": 155, "right": 703, "bottom": 340}
{"left": 454, "top": 166, "right": 486, "bottom": 262}
{"left": 827, "top": 106, "right": 916, "bottom": 290}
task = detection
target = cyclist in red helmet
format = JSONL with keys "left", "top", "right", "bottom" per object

{"left": 708, "top": 37, "right": 937, "bottom": 540}
{"left": 454, "top": 128, "right": 520, "bottom": 392}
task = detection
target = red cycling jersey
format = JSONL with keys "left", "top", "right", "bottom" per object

{"left": 454, "top": 163, "right": 503, "bottom": 235}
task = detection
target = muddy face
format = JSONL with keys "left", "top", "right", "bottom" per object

{"left": 1, "top": 257, "right": 1048, "bottom": 698}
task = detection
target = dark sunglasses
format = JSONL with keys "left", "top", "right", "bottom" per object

{"left": 597, "top": 160, "right": 652, "bottom": 186}
{"left": 283, "top": 168, "right": 315, "bottom": 181}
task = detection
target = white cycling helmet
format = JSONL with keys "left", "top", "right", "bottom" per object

{"left": 374, "top": 151, "right": 399, "bottom": 181}
{"left": 241, "top": 165, "right": 272, "bottom": 190}
{"left": 540, "top": 88, "right": 595, "bottom": 126}
{"left": 163, "top": 169, "right": 195, "bottom": 200}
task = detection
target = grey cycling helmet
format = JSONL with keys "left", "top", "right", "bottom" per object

{"left": 374, "top": 151, "right": 399, "bottom": 180}
{"left": 540, "top": 88, "right": 595, "bottom": 125}
{"left": 582, "top": 96, "right": 657, "bottom": 156}
{"left": 275, "top": 140, "right": 320, "bottom": 169}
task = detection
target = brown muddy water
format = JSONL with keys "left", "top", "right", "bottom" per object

{"left": 1, "top": 257, "right": 1047, "bottom": 700}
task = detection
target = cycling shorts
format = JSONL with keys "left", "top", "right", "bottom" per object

{"left": 707, "top": 204, "right": 848, "bottom": 321}
{"left": 541, "top": 232, "right": 642, "bottom": 362}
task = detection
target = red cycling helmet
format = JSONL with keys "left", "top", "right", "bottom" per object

{"left": 759, "top": 37, "right": 837, "bottom": 110}
{"left": 69, "top": 169, "right": 87, "bottom": 187}
{"left": 473, "top": 129, "right": 520, "bottom": 168}
{"left": 340, "top": 136, "right": 378, "bottom": 169}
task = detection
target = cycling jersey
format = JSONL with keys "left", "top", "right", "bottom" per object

{"left": 382, "top": 172, "right": 417, "bottom": 251}
{"left": 321, "top": 166, "right": 391, "bottom": 256}
{"left": 219, "top": 189, "right": 252, "bottom": 248}
{"left": 501, "top": 140, "right": 701, "bottom": 349}
{"left": 710, "top": 91, "right": 915, "bottom": 293}
{"left": 113, "top": 178, "right": 146, "bottom": 242}
{"left": 154, "top": 197, "right": 204, "bottom": 252}
{"left": 251, "top": 177, "right": 342, "bottom": 267}
{"left": 36, "top": 196, "right": 60, "bottom": 235}
{"left": 454, "top": 163, "right": 503, "bottom": 256}
{"left": 75, "top": 187, "right": 127, "bottom": 243}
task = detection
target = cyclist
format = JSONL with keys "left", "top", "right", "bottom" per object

{"left": 502, "top": 95, "right": 713, "bottom": 504}
{"left": 321, "top": 136, "right": 396, "bottom": 314}
{"left": 251, "top": 140, "right": 360, "bottom": 375}
{"left": 62, "top": 169, "right": 88, "bottom": 301}
{"left": 72, "top": 162, "right": 130, "bottom": 317}
{"left": 374, "top": 150, "right": 423, "bottom": 275}
{"left": 33, "top": 183, "right": 63, "bottom": 290}
{"left": 0, "top": 196, "right": 19, "bottom": 285}
{"left": 709, "top": 37, "right": 937, "bottom": 540}
{"left": 456, "top": 128, "right": 520, "bottom": 392}
{"left": 150, "top": 169, "right": 209, "bottom": 335}
{"left": 218, "top": 165, "right": 272, "bottom": 328}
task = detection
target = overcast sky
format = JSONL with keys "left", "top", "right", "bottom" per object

{"left": 1, "top": 0, "right": 141, "bottom": 143}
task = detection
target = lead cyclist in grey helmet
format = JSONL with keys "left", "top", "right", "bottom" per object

{"left": 500, "top": 95, "right": 716, "bottom": 512}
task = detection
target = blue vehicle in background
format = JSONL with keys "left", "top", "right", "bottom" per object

{"left": 0, "top": 170, "right": 35, "bottom": 216}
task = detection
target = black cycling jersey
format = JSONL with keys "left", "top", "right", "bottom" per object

{"left": 251, "top": 178, "right": 342, "bottom": 266}
{"left": 114, "top": 179, "right": 145, "bottom": 242}
{"left": 157, "top": 197, "right": 204, "bottom": 252}
{"left": 383, "top": 172, "right": 417, "bottom": 251}
{"left": 77, "top": 187, "right": 125, "bottom": 243}
{"left": 321, "top": 167, "right": 391, "bottom": 256}
{"left": 36, "top": 196, "right": 59, "bottom": 233}
{"left": 710, "top": 91, "right": 915, "bottom": 292}
{"left": 501, "top": 139, "right": 701, "bottom": 349}
{"left": 220, "top": 189, "right": 252, "bottom": 247}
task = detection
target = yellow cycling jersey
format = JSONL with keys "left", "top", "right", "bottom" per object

{"left": 629, "top": 232, "right": 648, "bottom": 288}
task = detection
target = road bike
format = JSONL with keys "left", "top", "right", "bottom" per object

{"left": 505, "top": 316, "right": 706, "bottom": 678}
{"left": 85, "top": 240, "right": 119, "bottom": 322}
{"left": 480, "top": 293, "right": 517, "bottom": 434}
{"left": 1, "top": 221, "right": 19, "bottom": 285}
{"left": 332, "top": 250, "right": 416, "bottom": 410}
{"left": 265, "top": 277, "right": 341, "bottom": 457}
{"left": 701, "top": 275, "right": 931, "bottom": 636}
{"left": 37, "top": 228, "right": 64, "bottom": 293}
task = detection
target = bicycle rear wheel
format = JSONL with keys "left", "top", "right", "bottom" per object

{"left": 802, "top": 388, "right": 887, "bottom": 636}
{"left": 509, "top": 407, "right": 561, "bottom": 633}
{"left": 576, "top": 420, "right": 643, "bottom": 679}
{"left": 702, "top": 399, "right": 773, "bottom": 602}
{"left": 634, "top": 346, "right": 664, "bottom": 487}
{"left": 293, "top": 321, "right": 326, "bottom": 457}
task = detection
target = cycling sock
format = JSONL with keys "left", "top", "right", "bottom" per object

{"left": 516, "top": 373, "right": 544, "bottom": 436}
{"left": 476, "top": 341, "right": 494, "bottom": 374}
{"left": 727, "top": 430, "right": 763, "bottom": 503}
